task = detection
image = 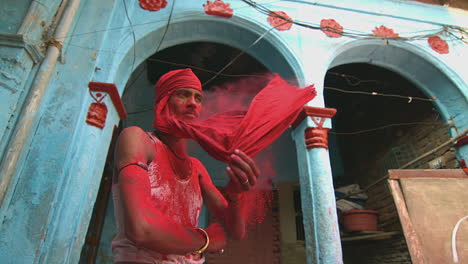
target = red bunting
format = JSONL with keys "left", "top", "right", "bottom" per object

{"left": 372, "top": 25, "right": 399, "bottom": 38}
{"left": 428, "top": 36, "right": 449, "bottom": 54}
{"left": 203, "top": 0, "right": 234, "bottom": 18}
{"left": 320, "top": 19, "right": 343, "bottom": 38}
{"left": 139, "top": 0, "right": 167, "bottom": 12}
{"left": 267, "top": 11, "right": 293, "bottom": 31}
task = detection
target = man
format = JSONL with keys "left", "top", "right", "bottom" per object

{"left": 112, "top": 68, "right": 260, "bottom": 264}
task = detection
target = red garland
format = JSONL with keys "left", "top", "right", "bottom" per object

{"left": 320, "top": 19, "right": 343, "bottom": 38}
{"left": 267, "top": 11, "right": 293, "bottom": 31}
{"left": 203, "top": 0, "right": 233, "bottom": 18}
{"left": 372, "top": 25, "right": 399, "bottom": 38}
{"left": 428, "top": 36, "right": 449, "bottom": 54}
{"left": 139, "top": 0, "right": 167, "bottom": 12}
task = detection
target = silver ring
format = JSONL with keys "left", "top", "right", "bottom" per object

{"left": 242, "top": 179, "right": 249, "bottom": 185}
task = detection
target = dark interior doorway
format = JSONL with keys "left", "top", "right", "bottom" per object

{"left": 324, "top": 63, "right": 455, "bottom": 264}
{"left": 325, "top": 63, "right": 441, "bottom": 186}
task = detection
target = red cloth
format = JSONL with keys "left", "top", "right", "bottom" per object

{"left": 154, "top": 68, "right": 202, "bottom": 104}
{"left": 153, "top": 70, "right": 316, "bottom": 163}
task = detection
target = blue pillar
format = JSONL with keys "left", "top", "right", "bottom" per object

{"left": 291, "top": 107, "right": 342, "bottom": 264}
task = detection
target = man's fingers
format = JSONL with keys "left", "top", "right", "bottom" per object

{"left": 226, "top": 166, "right": 241, "bottom": 187}
{"left": 233, "top": 150, "right": 260, "bottom": 184}
{"left": 235, "top": 150, "right": 260, "bottom": 178}
{"left": 230, "top": 154, "right": 255, "bottom": 186}
{"left": 229, "top": 166, "right": 250, "bottom": 190}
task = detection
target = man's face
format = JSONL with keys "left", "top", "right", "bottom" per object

{"left": 168, "top": 88, "right": 203, "bottom": 123}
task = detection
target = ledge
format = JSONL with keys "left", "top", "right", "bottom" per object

{"left": 341, "top": 231, "right": 401, "bottom": 242}
{"left": 0, "top": 33, "right": 43, "bottom": 63}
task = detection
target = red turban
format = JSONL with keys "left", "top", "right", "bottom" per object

{"left": 154, "top": 68, "right": 202, "bottom": 104}
{"left": 153, "top": 68, "right": 316, "bottom": 163}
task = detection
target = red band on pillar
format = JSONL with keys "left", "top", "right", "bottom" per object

{"left": 295, "top": 106, "right": 336, "bottom": 149}
{"left": 305, "top": 127, "right": 329, "bottom": 149}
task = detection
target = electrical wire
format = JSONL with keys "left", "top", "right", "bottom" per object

{"left": 329, "top": 122, "right": 449, "bottom": 136}
{"left": 148, "top": 58, "right": 266, "bottom": 77}
{"left": 324, "top": 86, "right": 435, "bottom": 103}
{"left": 121, "top": 0, "right": 176, "bottom": 91}
{"left": 122, "top": 0, "right": 136, "bottom": 72}
{"left": 65, "top": 39, "right": 452, "bottom": 107}
{"left": 53, "top": 0, "right": 282, "bottom": 41}
{"left": 202, "top": 21, "right": 288, "bottom": 86}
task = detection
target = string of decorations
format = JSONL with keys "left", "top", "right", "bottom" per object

{"left": 56, "top": 0, "right": 467, "bottom": 56}
{"left": 240, "top": 0, "right": 466, "bottom": 54}
{"left": 136, "top": 0, "right": 466, "bottom": 55}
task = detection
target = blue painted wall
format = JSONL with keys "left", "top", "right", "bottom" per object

{"left": 0, "top": 1, "right": 466, "bottom": 263}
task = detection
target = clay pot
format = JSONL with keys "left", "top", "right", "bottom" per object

{"left": 341, "top": 209, "right": 379, "bottom": 232}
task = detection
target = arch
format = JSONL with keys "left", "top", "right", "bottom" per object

{"left": 328, "top": 39, "right": 468, "bottom": 133}
{"left": 111, "top": 14, "right": 304, "bottom": 89}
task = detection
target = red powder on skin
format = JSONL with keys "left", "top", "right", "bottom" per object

{"left": 148, "top": 140, "right": 203, "bottom": 228}
{"left": 118, "top": 165, "right": 201, "bottom": 253}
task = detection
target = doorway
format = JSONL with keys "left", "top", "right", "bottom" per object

{"left": 324, "top": 62, "right": 458, "bottom": 263}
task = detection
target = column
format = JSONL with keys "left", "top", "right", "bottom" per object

{"left": 291, "top": 106, "right": 342, "bottom": 264}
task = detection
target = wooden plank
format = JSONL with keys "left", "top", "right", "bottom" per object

{"left": 341, "top": 231, "right": 401, "bottom": 241}
{"left": 399, "top": 177, "right": 468, "bottom": 264}
{"left": 388, "top": 169, "right": 468, "bottom": 179}
{"left": 388, "top": 179, "right": 426, "bottom": 264}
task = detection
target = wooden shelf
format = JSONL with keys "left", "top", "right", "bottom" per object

{"left": 341, "top": 231, "right": 401, "bottom": 242}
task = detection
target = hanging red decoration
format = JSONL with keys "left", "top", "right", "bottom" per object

{"left": 139, "top": 0, "right": 167, "bottom": 12}
{"left": 86, "top": 82, "right": 127, "bottom": 129}
{"left": 203, "top": 0, "right": 233, "bottom": 18}
{"left": 372, "top": 25, "right": 399, "bottom": 38}
{"left": 267, "top": 11, "right": 293, "bottom": 31}
{"left": 428, "top": 36, "right": 449, "bottom": 54}
{"left": 320, "top": 19, "right": 343, "bottom": 38}
{"left": 86, "top": 92, "right": 108, "bottom": 129}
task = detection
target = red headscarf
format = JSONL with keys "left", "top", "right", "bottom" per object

{"left": 154, "top": 68, "right": 202, "bottom": 104}
{"left": 153, "top": 68, "right": 316, "bottom": 163}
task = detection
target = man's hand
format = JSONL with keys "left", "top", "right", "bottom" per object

{"left": 226, "top": 149, "right": 260, "bottom": 192}
{"left": 205, "top": 223, "right": 226, "bottom": 252}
